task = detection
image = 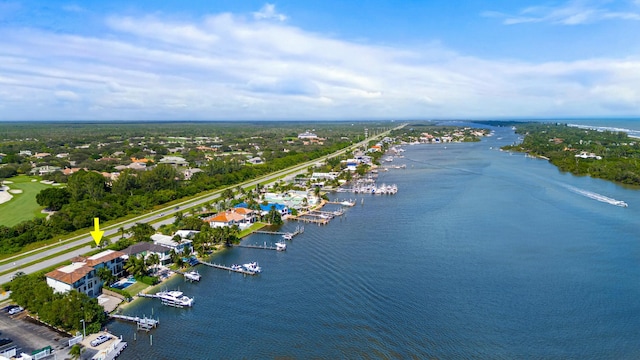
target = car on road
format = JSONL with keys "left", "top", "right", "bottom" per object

{"left": 90, "top": 334, "right": 111, "bottom": 347}
{"left": 8, "top": 306, "right": 23, "bottom": 315}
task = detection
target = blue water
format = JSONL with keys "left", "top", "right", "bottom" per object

{"left": 109, "top": 122, "right": 640, "bottom": 359}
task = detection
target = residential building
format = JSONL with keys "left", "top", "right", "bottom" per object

{"left": 45, "top": 250, "right": 125, "bottom": 297}
{"left": 151, "top": 234, "right": 193, "bottom": 254}
{"left": 298, "top": 131, "right": 318, "bottom": 140}
{"left": 205, "top": 211, "right": 244, "bottom": 228}
{"left": 121, "top": 242, "right": 173, "bottom": 265}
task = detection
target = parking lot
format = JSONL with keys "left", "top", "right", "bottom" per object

{"left": 0, "top": 305, "right": 71, "bottom": 358}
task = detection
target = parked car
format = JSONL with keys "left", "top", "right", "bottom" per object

{"left": 8, "top": 306, "right": 23, "bottom": 315}
{"left": 90, "top": 335, "right": 111, "bottom": 347}
{"left": 0, "top": 338, "right": 12, "bottom": 346}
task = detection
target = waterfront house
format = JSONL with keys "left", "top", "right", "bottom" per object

{"left": 259, "top": 203, "right": 290, "bottom": 216}
{"left": 205, "top": 211, "right": 244, "bottom": 228}
{"left": 45, "top": 250, "right": 125, "bottom": 297}
{"left": 151, "top": 233, "right": 193, "bottom": 255}
{"left": 231, "top": 207, "right": 257, "bottom": 226}
{"left": 121, "top": 242, "right": 173, "bottom": 265}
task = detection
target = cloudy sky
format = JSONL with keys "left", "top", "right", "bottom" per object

{"left": 1, "top": 0, "right": 639, "bottom": 120}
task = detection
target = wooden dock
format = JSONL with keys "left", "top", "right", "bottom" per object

{"left": 110, "top": 314, "right": 159, "bottom": 331}
{"left": 198, "top": 261, "right": 258, "bottom": 275}
{"left": 254, "top": 225, "right": 304, "bottom": 239}
{"left": 234, "top": 243, "right": 278, "bottom": 251}
{"left": 290, "top": 216, "right": 329, "bottom": 225}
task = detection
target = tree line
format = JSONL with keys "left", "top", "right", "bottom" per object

{"left": 501, "top": 123, "right": 640, "bottom": 185}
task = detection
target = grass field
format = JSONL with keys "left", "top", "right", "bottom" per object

{"left": 0, "top": 175, "right": 52, "bottom": 227}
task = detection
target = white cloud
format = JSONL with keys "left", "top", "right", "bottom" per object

{"left": 484, "top": 0, "right": 640, "bottom": 25}
{"left": 253, "top": 4, "right": 287, "bottom": 22}
{"left": 0, "top": 4, "right": 638, "bottom": 120}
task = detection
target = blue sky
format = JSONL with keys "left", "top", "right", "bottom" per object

{"left": 1, "top": 0, "right": 639, "bottom": 120}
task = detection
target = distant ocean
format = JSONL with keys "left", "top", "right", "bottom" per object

{"left": 109, "top": 120, "right": 640, "bottom": 359}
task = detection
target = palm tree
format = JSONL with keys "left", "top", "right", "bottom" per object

{"left": 146, "top": 253, "right": 160, "bottom": 275}
{"left": 69, "top": 344, "right": 82, "bottom": 360}
{"left": 96, "top": 266, "right": 116, "bottom": 287}
{"left": 119, "top": 227, "right": 125, "bottom": 239}
{"left": 124, "top": 256, "right": 147, "bottom": 278}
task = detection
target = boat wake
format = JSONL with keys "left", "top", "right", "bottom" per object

{"left": 564, "top": 185, "right": 628, "bottom": 207}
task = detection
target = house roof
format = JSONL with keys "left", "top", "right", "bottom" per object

{"left": 206, "top": 211, "right": 244, "bottom": 223}
{"left": 259, "top": 203, "right": 288, "bottom": 211}
{"left": 46, "top": 263, "right": 94, "bottom": 285}
{"left": 85, "top": 250, "right": 125, "bottom": 267}
{"left": 121, "top": 242, "right": 171, "bottom": 256}
{"left": 232, "top": 207, "right": 254, "bottom": 215}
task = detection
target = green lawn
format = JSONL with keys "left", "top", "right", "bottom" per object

{"left": 0, "top": 175, "right": 53, "bottom": 227}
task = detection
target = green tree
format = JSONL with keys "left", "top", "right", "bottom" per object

{"left": 124, "top": 256, "right": 148, "bottom": 278}
{"left": 69, "top": 344, "right": 83, "bottom": 360}
{"left": 128, "top": 222, "right": 155, "bottom": 242}
{"left": 36, "top": 187, "right": 71, "bottom": 211}
{"left": 146, "top": 253, "right": 160, "bottom": 275}
{"left": 96, "top": 266, "right": 116, "bottom": 287}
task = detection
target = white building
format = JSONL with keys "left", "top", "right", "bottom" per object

{"left": 298, "top": 131, "right": 318, "bottom": 140}
{"left": 151, "top": 234, "right": 193, "bottom": 254}
{"left": 45, "top": 250, "right": 125, "bottom": 297}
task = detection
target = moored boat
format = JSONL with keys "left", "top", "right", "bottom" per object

{"left": 275, "top": 241, "right": 287, "bottom": 251}
{"left": 156, "top": 290, "right": 194, "bottom": 307}
{"left": 184, "top": 270, "right": 201, "bottom": 282}
{"left": 243, "top": 262, "right": 262, "bottom": 273}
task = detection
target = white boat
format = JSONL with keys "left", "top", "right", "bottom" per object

{"left": 282, "top": 233, "right": 293, "bottom": 240}
{"left": 184, "top": 270, "right": 201, "bottom": 282}
{"left": 275, "top": 241, "right": 287, "bottom": 251}
{"left": 230, "top": 264, "right": 243, "bottom": 271}
{"left": 243, "top": 262, "right": 262, "bottom": 273}
{"left": 156, "top": 290, "right": 194, "bottom": 307}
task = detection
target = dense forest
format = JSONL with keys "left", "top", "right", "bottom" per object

{"left": 501, "top": 122, "right": 640, "bottom": 185}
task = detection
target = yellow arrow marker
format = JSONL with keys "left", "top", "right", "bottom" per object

{"left": 90, "top": 217, "right": 104, "bottom": 246}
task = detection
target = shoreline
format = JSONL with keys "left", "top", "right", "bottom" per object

{"left": 112, "top": 244, "right": 230, "bottom": 313}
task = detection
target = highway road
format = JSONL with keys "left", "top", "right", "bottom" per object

{"left": 0, "top": 125, "right": 404, "bottom": 285}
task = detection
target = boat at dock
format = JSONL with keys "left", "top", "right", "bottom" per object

{"left": 243, "top": 262, "right": 262, "bottom": 273}
{"left": 156, "top": 290, "right": 194, "bottom": 307}
{"left": 231, "top": 264, "right": 243, "bottom": 271}
{"left": 275, "top": 241, "right": 287, "bottom": 251}
{"left": 282, "top": 233, "right": 293, "bottom": 240}
{"left": 183, "top": 270, "right": 201, "bottom": 282}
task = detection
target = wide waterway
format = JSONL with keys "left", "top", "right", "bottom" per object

{"left": 109, "top": 121, "right": 640, "bottom": 359}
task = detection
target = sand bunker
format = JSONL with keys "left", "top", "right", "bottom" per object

{"left": 9, "top": 189, "right": 23, "bottom": 194}
{"left": 0, "top": 186, "right": 13, "bottom": 205}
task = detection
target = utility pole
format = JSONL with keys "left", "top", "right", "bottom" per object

{"left": 80, "top": 319, "right": 86, "bottom": 339}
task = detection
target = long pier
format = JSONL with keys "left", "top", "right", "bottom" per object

{"left": 290, "top": 216, "right": 329, "bottom": 225}
{"left": 234, "top": 243, "right": 278, "bottom": 251}
{"left": 110, "top": 314, "right": 159, "bottom": 331}
{"left": 198, "top": 261, "right": 258, "bottom": 275}
{"left": 254, "top": 226, "right": 304, "bottom": 239}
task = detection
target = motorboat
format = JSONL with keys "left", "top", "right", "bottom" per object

{"left": 282, "top": 233, "right": 293, "bottom": 241}
{"left": 184, "top": 270, "right": 201, "bottom": 282}
{"left": 243, "top": 262, "right": 262, "bottom": 273}
{"left": 230, "top": 264, "right": 243, "bottom": 271}
{"left": 275, "top": 241, "right": 287, "bottom": 251}
{"left": 156, "top": 290, "right": 194, "bottom": 307}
